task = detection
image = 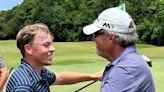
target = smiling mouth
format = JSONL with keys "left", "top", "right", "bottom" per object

{"left": 48, "top": 52, "right": 53, "bottom": 55}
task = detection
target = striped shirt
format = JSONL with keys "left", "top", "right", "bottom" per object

{"left": 6, "top": 59, "right": 56, "bottom": 92}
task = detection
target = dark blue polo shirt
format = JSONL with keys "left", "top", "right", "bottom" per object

{"left": 100, "top": 45, "right": 155, "bottom": 92}
{"left": 6, "top": 59, "right": 56, "bottom": 92}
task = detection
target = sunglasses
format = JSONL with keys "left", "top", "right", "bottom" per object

{"left": 93, "top": 30, "right": 105, "bottom": 38}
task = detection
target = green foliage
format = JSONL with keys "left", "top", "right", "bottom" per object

{"left": 0, "top": 0, "right": 164, "bottom": 45}
{"left": 151, "top": 1, "right": 164, "bottom": 45}
{"left": 0, "top": 0, "right": 116, "bottom": 41}
{"left": 136, "top": 1, "right": 164, "bottom": 45}
{"left": 51, "top": 0, "right": 103, "bottom": 41}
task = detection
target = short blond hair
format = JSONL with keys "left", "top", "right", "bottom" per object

{"left": 16, "top": 23, "right": 53, "bottom": 57}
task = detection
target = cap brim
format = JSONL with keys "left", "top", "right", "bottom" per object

{"left": 83, "top": 24, "right": 101, "bottom": 35}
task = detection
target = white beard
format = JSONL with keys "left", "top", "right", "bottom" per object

{"left": 96, "top": 47, "right": 101, "bottom": 56}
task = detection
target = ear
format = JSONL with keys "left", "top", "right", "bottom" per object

{"left": 108, "top": 32, "right": 116, "bottom": 41}
{"left": 24, "top": 44, "right": 32, "bottom": 55}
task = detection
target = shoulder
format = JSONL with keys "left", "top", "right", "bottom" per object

{"left": 119, "top": 52, "right": 149, "bottom": 69}
{"left": 42, "top": 67, "right": 56, "bottom": 76}
{"left": 7, "top": 66, "right": 33, "bottom": 86}
{"left": 41, "top": 67, "right": 56, "bottom": 84}
{"left": 14, "top": 66, "right": 32, "bottom": 81}
{"left": 110, "top": 53, "right": 151, "bottom": 83}
{"left": 6, "top": 84, "right": 33, "bottom": 92}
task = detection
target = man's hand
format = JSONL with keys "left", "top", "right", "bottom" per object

{"left": 91, "top": 71, "right": 103, "bottom": 81}
{"left": 0, "top": 67, "right": 9, "bottom": 91}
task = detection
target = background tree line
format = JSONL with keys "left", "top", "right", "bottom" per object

{"left": 0, "top": 0, "right": 164, "bottom": 45}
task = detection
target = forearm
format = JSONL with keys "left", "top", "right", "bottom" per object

{"left": 0, "top": 67, "right": 9, "bottom": 90}
{"left": 54, "top": 72, "right": 101, "bottom": 85}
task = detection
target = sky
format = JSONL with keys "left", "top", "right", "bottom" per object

{"left": 0, "top": 0, "right": 23, "bottom": 10}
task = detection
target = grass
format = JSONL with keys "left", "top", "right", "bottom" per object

{"left": 0, "top": 40, "right": 164, "bottom": 92}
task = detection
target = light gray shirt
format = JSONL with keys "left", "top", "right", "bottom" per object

{"left": 0, "top": 57, "right": 4, "bottom": 68}
{"left": 100, "top": 45, "right": 155, "bottom": 92}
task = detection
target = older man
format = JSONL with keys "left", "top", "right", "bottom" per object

{"left": 83, "top": 8, "right": 155, "bottom": 92}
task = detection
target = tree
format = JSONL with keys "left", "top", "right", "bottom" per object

{"left": 0, "top": 0, "right": 164, "bottom": 45}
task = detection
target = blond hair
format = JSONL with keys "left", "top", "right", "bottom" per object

{"left": 16, "top": 23, "right": 53, "bottom": 57}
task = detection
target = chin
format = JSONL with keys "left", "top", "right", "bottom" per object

{"left": 43, "top": 59, "right": 53, "bottom": 65}
{"left": 45, "top": 63, "right": 52, "bottom": 66}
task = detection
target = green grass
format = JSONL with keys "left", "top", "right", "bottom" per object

{"left": 0, "top": 40, "right": 164, "bottom": 92}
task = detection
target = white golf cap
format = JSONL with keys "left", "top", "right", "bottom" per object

{"left": 83, "top": 8, "right": 136, "bottom": 35}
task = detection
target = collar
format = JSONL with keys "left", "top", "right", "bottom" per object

{"left": 20, "top": 59, "right": 42, "bottom": 83}
{"left": 103, "top": 45, "right": 136, "bottom": 73}
{"left": 111, "top": 45, "right": 137, "bottom": 66}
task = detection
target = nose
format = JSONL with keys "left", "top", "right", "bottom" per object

{"left": 50, "top": 45, "right": 56, "bottom": 52}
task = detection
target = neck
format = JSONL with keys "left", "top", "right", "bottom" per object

{"left": 23, "top": 57, "right": 42, "bottom": 74}
{"left": 104, "top": 44, "right": 125, "bottom": 62}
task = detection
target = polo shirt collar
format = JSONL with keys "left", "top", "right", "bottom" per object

{"left": 111, "top": 45, "right": 137, "bottom": 66}
{"left": 20, "top": 59, "right": 42, "bottom": 82}
{"left": 103, "top": 45, "right": 137, "bottom": 76}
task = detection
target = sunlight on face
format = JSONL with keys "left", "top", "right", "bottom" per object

{"left": 31, "top": 31, "right": 55, "bottom": 66}
{"left": 33, "top": 31, "right": 53, "bottom": 45}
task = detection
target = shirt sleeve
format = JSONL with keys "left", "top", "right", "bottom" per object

{"left": 41, "top": 67, "right": 56, "bottom": 85}
{"left": 0, "top": 57, "right": 5, "bottom": 68}
{"left": 101, "top": 66, "right": 136, "bottom": 92}
{"left": 13, "top": 85, "right": 33, "bottom": 92}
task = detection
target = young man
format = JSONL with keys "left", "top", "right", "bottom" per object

{"left": 0, "top": 57, "right": 9, "bottom": 91}
{"left": 83, "top": 8, "right": 155, "bottom": 92}
{"left": 6, "top": 23, "right": 102, "bottom": 92}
